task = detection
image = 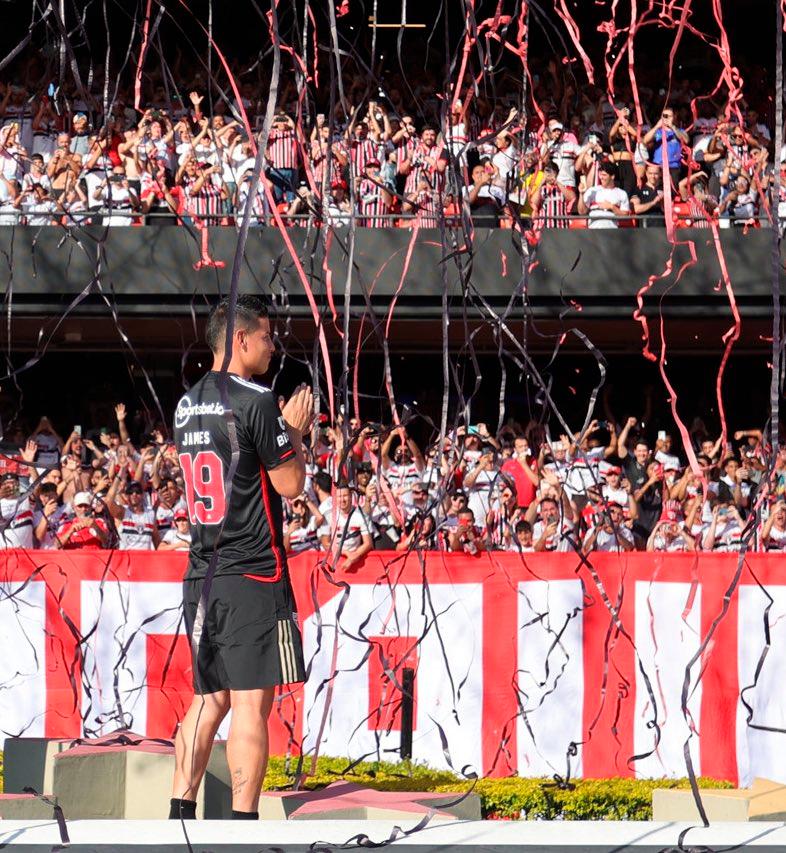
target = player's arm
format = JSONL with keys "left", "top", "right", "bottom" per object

{"left": 251, "top": 384, "right": 314, "bottom": 500}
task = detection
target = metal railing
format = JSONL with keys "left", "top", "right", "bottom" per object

{"left": 0, "top": 208, "right": 778, "bottom": 229}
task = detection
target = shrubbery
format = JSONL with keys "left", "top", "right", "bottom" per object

{"left": 264, "top": 756, "right": 732, "bottom": 820}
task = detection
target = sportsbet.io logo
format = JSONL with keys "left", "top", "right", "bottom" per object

{"left": 175, "top": 396, "right": 225, "bottom": 429}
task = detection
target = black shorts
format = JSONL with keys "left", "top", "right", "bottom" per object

{"left": 182, "top": 573, "right": 306, "bottom": 694}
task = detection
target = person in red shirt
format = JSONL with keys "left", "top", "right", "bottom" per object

{"left": 501, "top": 436, "right": 540, "bottom": 509}
{"left": 56, "top": 491, "right": 109, "bottom": 550}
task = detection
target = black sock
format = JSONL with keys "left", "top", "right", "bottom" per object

{"left": 169, "top": 798, "right": 197, "bottom": 820}
{"left": 232, "top": 809, "right": 259, "bottom": 820}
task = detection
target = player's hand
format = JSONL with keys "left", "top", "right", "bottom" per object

{"left": 281, "top": 383, "right": 314, "bottom": 436}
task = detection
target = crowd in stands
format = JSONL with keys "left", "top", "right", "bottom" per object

{"left": 1, "top": 403, "right": 783, "bottom": 558}
{"left": 0, "top": 66, "right": 781, "bottom": 230}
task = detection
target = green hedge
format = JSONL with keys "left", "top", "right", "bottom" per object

{"left": 0, "top": 751, "right": 732, "bottom": 820}
{"left": 264, "top": 756, "right": 732, "bottom": 820}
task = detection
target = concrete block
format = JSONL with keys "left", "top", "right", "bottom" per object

{"left": 204, "top": 741, "right": 232, "bottom": 819}
{"left": 46, "top": 733, "right": 231, "bottom": 820}
{"left": 259, "top": 780, "right": 481, "bottom": 822}
{"left": 53, "top": 742, "right": 186, "bottom": 819}
{"left": 652, "top": 778, "right": 786, "bottom": 822}
{"left": 0, "top": 794, "right": 59, "bottom": 820}
{"left": 2, "top": 738, "right": 70, "bottom": 795}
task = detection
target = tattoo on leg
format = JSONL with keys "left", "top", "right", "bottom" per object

{"left": 232, "top": 767, "right": 248, "bottom": 796}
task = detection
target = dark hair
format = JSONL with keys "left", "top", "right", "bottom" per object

{"left": 205, "top": 294, "right": 269, "bottom": 355}
{"left": 313, "top": 471, "right": 333, "bottom": 494}
{"left": 598, "top": 161, "right": 617, "bottom": 178}
{"left": 515, "top": 520, "right": 532, "bottom": 536}
{"left": 39, "top": 482, "right": 58, "bottom": 497}
{"left": 543, "top": 160, "right": 559, "bottom": 173}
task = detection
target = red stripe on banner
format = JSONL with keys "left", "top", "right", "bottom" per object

{"left": 146, "top": 632, "right": 193, "bottom": 739}
{"left": 698, "top": 555, "right": 740, "bottom": 784}
{"left": 43, "top": 555, "right": 84, "bottom": 737}
{"left": 481, "top": 560, "right": 519, "bottom": 776}
{"left": 581, "top": 556, "right": 636, "bottom": 778}
{"left": 367, "top": 635, "right": 419, "bottom": 732}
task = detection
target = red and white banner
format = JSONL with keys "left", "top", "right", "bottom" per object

{"left": 0, "top": 550, "right": 784, "bottom": 784}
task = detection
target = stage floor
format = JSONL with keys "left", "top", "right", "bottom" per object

{"left": 1, "top": 820, "right": 786, "bottom": 852}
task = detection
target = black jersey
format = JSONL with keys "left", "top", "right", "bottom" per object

{"left": 173, "top": 371, "right": 295, "bottom": 580}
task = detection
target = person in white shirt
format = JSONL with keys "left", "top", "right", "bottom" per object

{"left": 646, "top": 516, "right": 696, "bottom": 552}
{"left": 93, "top": 168, "right": 139, "bottom": 226}
{"left": 491, "top": 129, "right": 517, "bottom": 193}
{"left": 158, "top": 510, "right": 192, "bottom": 551}
{"left": 320, "top": 484, "right": 372, "bottom": 569}
{"left": 507, "top": 519, "right": 535, "bottom": 553}
{"left": 463, "top": 446, "right": 499, "bottom": 529}
{"left": 540, "top": 119, "right": 580, "bottom": 203}
{"left": 578, "top": 161, "right": 630, "bottom": 228}
{"left": 381, "top": 430, "right": 424, "bottom": 504}
{"left": 583, "top": 502, "right": 635, "bottom": 552}
{"left": 703, "top": 503, "right": 745, "bottom": 552}
{"left": 283, "top": 493, "right": 324, "bottom": 554}
{"left": 106, "top": 480, "right": 160, "bottom": 550}
{"left": 0, "top": 471, "right": 34, "bottom": 549}
{"left": 707, "top": 456, "right": 751, "bottom": 513}
{"left": 16, "top": 183, "right": 57, "bottom": 225}
{"left": 761, "top": 500, "right": 786, "bottom": 551}
{"left": 652, "top": 431, "right": 682, "bottom": 474}
{"left": 600, "top": 464, "right": 636, "bottom": 512}
{"left": 21, "top": 154, "right": 51, "bottom": 194}
{"left": 526, "top": 490, "right": 576, "bottom": 553}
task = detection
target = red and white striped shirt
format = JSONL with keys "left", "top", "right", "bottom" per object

{"left": 347, "top": 137, "right": 379, "bottom": 178}
{"left": 357, "top": 177, "right": 390, "bottom": 227}
{"left": 536, "top": 184, "right": 569, "bottom": 229}
{"left": 310, "top": 142, "right": 342, "bottom": 192}
{"left": 404, "top": 143, "right": 445, "bottom": 196}
{"left": 410, "top": 188, "right": 442, "bottom": 227}
{"left": 0, "top": 496, "right": 33, "bottom": 549}
{"left": 183, "top": 175, "right": 224, "bottom": 224}
{"left": 119, "top": 508, "right": 157, "bottom": 550}
{"left": 395, "top": 136, "right": 417, "bottom": 173}
{"left": 267, "top": 128, "right": 299, "bottom": 170}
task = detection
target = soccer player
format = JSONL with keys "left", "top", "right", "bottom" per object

{"left": 170, "top": 294, "right": 313, "bottom": 821}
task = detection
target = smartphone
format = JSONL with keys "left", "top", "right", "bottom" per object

{"left": 74, "top": 425, "right": 82, "bottom": 437}
{"left": 657, "top": 430, "right": 667, "bottom": 441}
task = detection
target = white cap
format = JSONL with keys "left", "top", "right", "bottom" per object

{"left": 74, "top": 491, "right": 92, "bottom": 507}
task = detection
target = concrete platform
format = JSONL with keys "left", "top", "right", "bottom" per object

{"left": 2, "top": 738, "right": 70, "bottom": 795}
{"left": 0, "top": 795, "right": 58, "bottom": 820}
{"left": 259, "top": 780, "right": 481, "bottom": 821}
{"left": 2, "top": 820, "right": 786, "bottom": 852}
{"left": 653, "top": 777, "right": 786, "bottom": 822}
